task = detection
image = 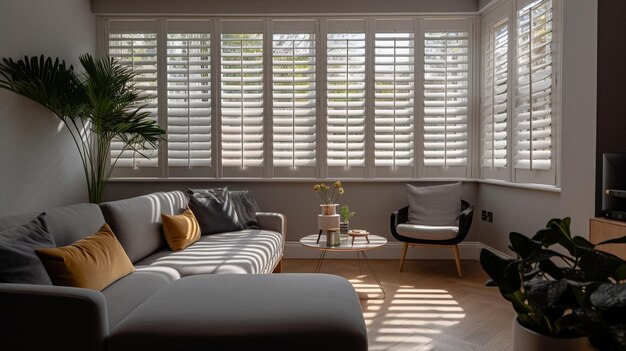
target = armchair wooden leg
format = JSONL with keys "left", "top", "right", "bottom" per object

{"left": 452, "top": 245, "right": 462, "bottom": 278}
{"left": 399, "top": 242, "right": 409, "bottom": 272}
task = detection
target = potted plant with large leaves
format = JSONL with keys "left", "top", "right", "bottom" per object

{"left": 480, "top": 217, "right": 626, "bottom": 351}
{"left": 0, "top": 54, "right": 165, "bottom": 203}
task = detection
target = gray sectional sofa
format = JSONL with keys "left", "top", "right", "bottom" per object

{"left": 0, "top": 191, "right": 367, "bottom": 351}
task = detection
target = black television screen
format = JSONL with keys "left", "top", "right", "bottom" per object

{"left": 603, "top": 153, "right": 626, "bottom": 213}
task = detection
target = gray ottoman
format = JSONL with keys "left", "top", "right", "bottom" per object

{"left": 108, "top": 274, "right": 367, "bottom": 351}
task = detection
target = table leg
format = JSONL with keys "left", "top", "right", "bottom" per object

{"left": 316, "top": 230, "right": 323, "bottom": 244}
{"left": 314, "top": 250, "right": 326, "bottom": 273}
{"left": 360, "top": 251, "right": 386, "bottom": 299}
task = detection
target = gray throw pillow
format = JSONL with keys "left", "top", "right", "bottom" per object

{"left": 0, "top": 213, "right": 56, "bottom": 285}
{"left": 407, "top": 183, "right": 461, "bottom": 226}
{"left": 188, "top": 187, "right": 244, "bottom": 235}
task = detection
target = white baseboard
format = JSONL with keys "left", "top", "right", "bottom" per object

{"left": 284, "top": 240, "right": 512, "bottom": 261}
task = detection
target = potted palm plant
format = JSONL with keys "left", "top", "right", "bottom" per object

{"left": 0, "top": 55, "right": 165, "bottom": 203}
{"left": 480, "top": 217, "right": 626, "bottom": 351}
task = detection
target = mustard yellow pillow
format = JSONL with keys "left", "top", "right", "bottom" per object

{"left": 35, "top": 224, "right": 134, "bottom": 291}
{"left": 161, "top": 208, "right": 201, "bottom": 251}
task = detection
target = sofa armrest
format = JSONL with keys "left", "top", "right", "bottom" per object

{"left": 0, "top": 283, "right": 109, "bottom": 351}
{"left": 256, "top": 212, "right": 286, "bottom": 239}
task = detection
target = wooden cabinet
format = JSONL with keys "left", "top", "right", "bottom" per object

{"left": 589, "top": 217, "right": 626, "bottom": 260}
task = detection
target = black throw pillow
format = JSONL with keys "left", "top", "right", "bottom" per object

{"left": 187, "top": 188, "right": 261, "bottom": 229}
{"left": 188, "top": 188, "right": 244, "bottom": 235}
{"left": 0, "top": 213, "right": 56, "bottom": 285}
{"left": 228, "top": 190, "right": 261, "bottom": 229}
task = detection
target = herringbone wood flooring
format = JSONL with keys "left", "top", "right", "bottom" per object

{"left": 283, "top": 259, "right": 514, "bottom": 351}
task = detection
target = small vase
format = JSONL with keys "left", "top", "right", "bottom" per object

{"left": 320, "top": 204, "right": 338, "bottom": 216}
{"left": 326, "top": 230, "right": 340, "bottom": 247}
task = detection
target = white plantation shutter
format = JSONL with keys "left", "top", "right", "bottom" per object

{"left": 166, "top": 21, "right": 212, "bottom": 177}
{"left": 272, "top": 21, "right": 317, "bottom": 177}
{"left": 482, "top": 19, "right": 509, "bottom": 179}
{"left": 514, "top": 0, "right": 555, "bottom": 184}
{"left": 374, "top": 20, "right": 415, "bottom": 178}
{"left": 220, "top": 21, "right": 264, "bottom": 177}
{"left": 422, "top": 20, "right": 471, "bottom": 177}
{"left": 326, "top": 21, "right": 366, "bottom": 177}
{"left": 107, "top": 21, "right": 160, "bottom": 177}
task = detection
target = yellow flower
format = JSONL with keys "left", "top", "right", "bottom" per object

{"left": 313, "top": 184, "right": 321, "bottom": 192}
{"left": 334, "top": 180, "right": 342, "bottom": 188}
{"left": 322, "top": 184, "right": 330, "bottom": 190}
{"left": 338, "top": 187, "right": 344, "bottom": 195}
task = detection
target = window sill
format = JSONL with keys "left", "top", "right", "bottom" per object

{"left": 107, "top": 177, "right": 562, "bottom": 193}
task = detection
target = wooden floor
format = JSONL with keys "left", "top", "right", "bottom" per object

{"left": 283, "top": 258, "right": 514, "bottom": 351}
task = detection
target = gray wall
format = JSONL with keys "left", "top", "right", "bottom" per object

{"left": 0, "top": 0, "right": 95, "bottom": 216}
{"left": 104, "top": 181, "right": 479, "bottom": 243}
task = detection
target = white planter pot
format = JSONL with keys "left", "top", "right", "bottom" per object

{"left": 513, "top": 317, "right": 595, "bottom": 351}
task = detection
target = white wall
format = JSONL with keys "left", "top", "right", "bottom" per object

{"left": 559, "top": 0, "right": 597, "bottom": 237}
{"left": 0, "top": 0, "right": 95, "bottom": 216}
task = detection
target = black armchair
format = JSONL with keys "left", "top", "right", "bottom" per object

{"left": 390, "top": 200, "right": 474, "bottom": 277}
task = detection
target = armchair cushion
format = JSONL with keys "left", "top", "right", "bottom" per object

{"left": 407, "top": 183, "right": 461, "bottom": 226}
{"left": 396, "top": 224, "right": 459, "bottom": 241}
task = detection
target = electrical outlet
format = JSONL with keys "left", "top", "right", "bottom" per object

{"left": 481, "top": 210, "right": 488, "bottom": 221}
{"left": 487, "top": 211, "right": 493, "bottom": 223}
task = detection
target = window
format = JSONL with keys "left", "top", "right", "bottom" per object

{"left": 481, "top": 19, "right": 509, "bottom": 180}
{"left": 272, "top": 21, "right": 317, "bottom": 178}
{"left": 326, "top": 21, "right": 367, "bottom": 178}
{"left": 421, "top": 19, "right": 471, "bottom": 178}
{"left": 220, "top": 21, "right": 264, "bottom": 177}
{"left": 107, "top": 21, "right": 159, "bottom": 177}
{"left": 374, "top": 20, "right": 415, "bottom": 178}
{"left": 166, "top": 22, "right": 212, "bottom": 177}
{"left": 514, "top": 0, "right": 555, "bottom": 184}
{"left": 479, "top": 0, "right": 557, "bottom": 186}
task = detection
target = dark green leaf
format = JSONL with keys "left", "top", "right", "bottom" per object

{"left": 525, "top": 279, "right": 568, "bottom": 309}
{"left": 591, "top": 283, "right": 626, "bottom": 309}
{"left": 480, "top": 249, "right": 512, "bottom": 281}
{"left": 510, "top": 232, "right": 541, "bottom": 259}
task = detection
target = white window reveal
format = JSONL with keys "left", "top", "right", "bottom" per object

{"left": 481, "top": 18, "right": 509, "bottom": 181}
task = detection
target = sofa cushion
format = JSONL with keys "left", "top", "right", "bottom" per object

{"left": 103, "top": 266, "right": 179, "bottom": 330}
{"left": 407, "top": 183, "right": 461, "bottom": 226}
{"left": 36, "top": 224, "right": 135, "bottom": 291}
{"left": 188, "top": 188, "right": 243, "bottom": 235}
{"left": 108, "top": 274, "right": 367, "bottom": 351}
{"left": 135, "top": 229, "right": 283, "bottom": 275}
{"left": 100, "top": 191, "right": 188, "bottom": 263}
{"left": 0, "top": 213, "right": 55, "bottom": 285}
{"left": 161, "top": 208, "right": 201, "bottom": 251}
